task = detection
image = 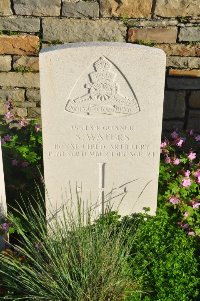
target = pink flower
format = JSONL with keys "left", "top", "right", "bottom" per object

{"left": 195, "top": 135, "right": 200, "bottom": 142}
{"left": 21, "top": 161, "right": 29, "bottom": 168}
{"left": 194, "top": 170, "right": 200, "bottom": 177}
{"left": 176, "top": 138, "right": 184, "bottom": 147}
{"left": 1, "top": 223, "right": 10, "bottom": 232}
{"left": 188, "top": 151, "right": 196, "bottom": 161}
{"left": 11, "top": 159, "right": 18, "bottom": 166}
{"left": 173, "top": 158, "right": 180, "bottom": 165}
{"left": 183, "top": 212, "right": 189, "bottom": 218}
{"left": 189, "top": 129, "right": 194, "bottom": 136}
{"left": 184, "top": 170, "right": 191, "bottom": 177}
{"left": 182, "top": 223, "right": 189, "bottom": 229}
{"left": 169, "top": 196, "right": 180, "bottom": 205}
{"left": 182, "top": 178, "right": 191, "bottom": 187}
{"left": 35, "top": 124, "right": 41, "bottom": 133}
{"left": 4, "top": 111, "right": 13, "bottom": 120}
{"left": 188, "top": 231, "right": 195, "bottom": 236}
{"left": 4, "top": 134, "right": 11, "bottom": 142}
{"left": 19, "top": 118, "right": 29, "bottom": 127}
{"left": 192, "top": 202, "right": 200, "bottom": 209}
{"left": 165, "top": 156, "right": 171, "bottom": 164}
{"left": 171, "top": 131, "right": 179, "bottom": 139}
{"left": 197, "top": 176, "right": 200, "bottom": 184}
{"left": 5, "top": 101, "right": 12, "bottom": 109}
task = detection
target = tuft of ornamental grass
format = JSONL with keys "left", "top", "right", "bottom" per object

{"left": 0, "top": 195, "right": 140, "bottom": 300}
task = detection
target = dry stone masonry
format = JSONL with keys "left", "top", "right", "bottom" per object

{"left": 0, "top": 0, "right": 199, "bottom": 131}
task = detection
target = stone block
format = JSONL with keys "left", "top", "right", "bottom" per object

{"left": 0, "top": 72, "right": 40, "bottom": 88}
{"left": 0, "top": 0, "right": 12, "bottom": 16}
{"left": 0, "top": 88, "right": 25, "bottom": 102}
{"left": 167, "top": 77, "right": 200, "bottom": 90}
{"left": 0, "top": 35, "right": 40, "bottom": 55}
{"left": 43, "top": 18, "right": 126, "bottom": 42}
{"left": 167, "top": 56, "right": 188, "bottom": 68}
{"left": 189, "top": 91, "right": 200, "bottom": 108}
{"left": 16, "top": 101, "right": 36, "bottom": 108}
{"left": 0, "top": 55, "right": 11, "bottom": 71}
{"left": 13, "top": 56, "right": 39, "bottom": 72}
{"left": 128, "top": 28, "right": 177, "bottom": 43}
{"left": 156, "top": 43, "right": 200, "bottom": 57}
{"left": 169, "top": 69, "right": 200, "bottom": 77}
{"left": 28, "top": 107, "right": 41, "bottom": 118}
{"left": 13, "top": 0, "right": 61, "bottom": 16}
{"left": 162, "top": 120, "right": 184, "bottom": 131}
{"left": 163, "top": 90, "right": 185, "bottom": 119}
{"left": 155, "top": 0, "right": 200, "bottom": 17}
{"left": 16, "top": 107, "right": 27, "bottom": 117}
{"left": 187, "top": 110, "right": 200, "bottom": 132}
{"left": 62, "top": 1, "right": 99, "bottom": 18}
{"left": 0, "top": 16, "right": 40, "bottom": 32}
{"left": 179, "top": 27, "right": 200, "bottom": 42}
{"left": 167, "top": 56, "right": 200, "bottom": 69}
{"left": 130, "top": 19, "right": 178, "bottom": 28}
{"left": 99, "top": 0, "right": 152, "bottom": 18}
{"left": 26, "top": 89, "right": 41, "bottom": 102}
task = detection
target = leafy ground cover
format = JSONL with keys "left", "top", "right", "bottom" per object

{"left": 0, "top": 103, "right": 200, "bottom": 300}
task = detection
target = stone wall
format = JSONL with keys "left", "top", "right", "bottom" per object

{"left": 0, "top": 0, "right": 200, "bottom": 132}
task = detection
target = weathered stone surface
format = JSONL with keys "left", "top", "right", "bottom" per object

{"left": 187, "top": 110, "right": 200, "bottom": 132}
{"left": 43, "top": 19, "right": 126, "bottom": 42}
{"left": 156, "top": 43, "right": 200, "bottom": 57}
{"left": 155, "top": 0, "right": 200, "bottom": 17}
{"left": 0, "top": 55, "right": 11, "bottom": 71}
{"left": 13, "top": 0, "right": 61, "bottom": 16}
{"left": 100, "top": 0, "right": 152, "bottom": 18}
{"left": 62, "top": 1, "right": 99, "bottom": 18}
{"left": 162, "top": 120, "right": 184, "bottom": 131}
{"left": 179, "top": 27, "right": 200, "bottom": 42}
{"left": 189, "top": 91, "right": 200, "bottom": 108}
{"left": 26, "top": 89, "right": 41, "bottom": 102}
{"left": 167, "top": 56, "right": 200, "bottom": 69}
{"left": 16, "top": 101, "right": 36, "bottom": 108}
{"left": 169, "top": 69, "right": 200, "bottom": 77}
{"left": 13, "top": 56, "right": 39, "bottom": 72}
{"left": 40, "top": 42, "right": 166, "bottom": 217}
{"left": 0, "top": 35, "right": 40, "bottom": 55}
{"left": 163, "top": 90, "right": 185, "bottom": 119}
{"left": 167, "top": 77, "right": 200, "bottom": 90}
{"left": 0, "top": 72, "right": 39, "bottom": 88}
{"left": 28, "top": 107, "right": 41, "bottom": 118}
{"left": 128, "top": 19, "right": 178, "bottom": 28}
{"left": 167, "top": 56, "right": 188, "bottom": 68}
{"left": 128, "top": 28, "right": 177, "bottom": 43}
{"left": 0, "top": 88, "right": 25, "bottom": 102}
{"left": 0, "top": 0, "right": 12, "bottom": 16}
{"left": 16, "top": 107, "right": 27, "bottom": 117}
{"left": 0, "top": 17, "right": 40, "bottom": 32}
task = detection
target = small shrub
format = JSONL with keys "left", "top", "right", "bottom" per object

{"left": 128, "top": 207, "right": 200, "bottom": 300}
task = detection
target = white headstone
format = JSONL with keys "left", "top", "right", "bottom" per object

{"left": 39, "top": 43, "right": 166, "bottom": 219}
{"left": 0, "top": 142, "right": 7, "bottom": 250}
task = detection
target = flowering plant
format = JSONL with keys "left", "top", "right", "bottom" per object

{"left": 0, "top": 100, "right": 43, "bottom": 202}
{"left": 159, "top": 130, "right": 200, "bottom": 236}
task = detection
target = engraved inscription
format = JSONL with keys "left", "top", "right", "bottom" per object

{"left": 65, "top": 57, "right": 140, "bottom": 117}
{"left": 47, "top": 124, "right": 155, "bottom": 159}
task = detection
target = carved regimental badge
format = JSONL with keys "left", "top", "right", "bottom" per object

{"left": 65, "top": 56, "right": 140, "bottom": 117}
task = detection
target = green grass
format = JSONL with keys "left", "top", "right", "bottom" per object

{"left": 0, "top": 196, "right": 140, "bottom": 300}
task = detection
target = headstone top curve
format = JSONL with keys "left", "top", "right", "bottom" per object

{"left": 40, "top": 42, "right": 166, "bottom": 59}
